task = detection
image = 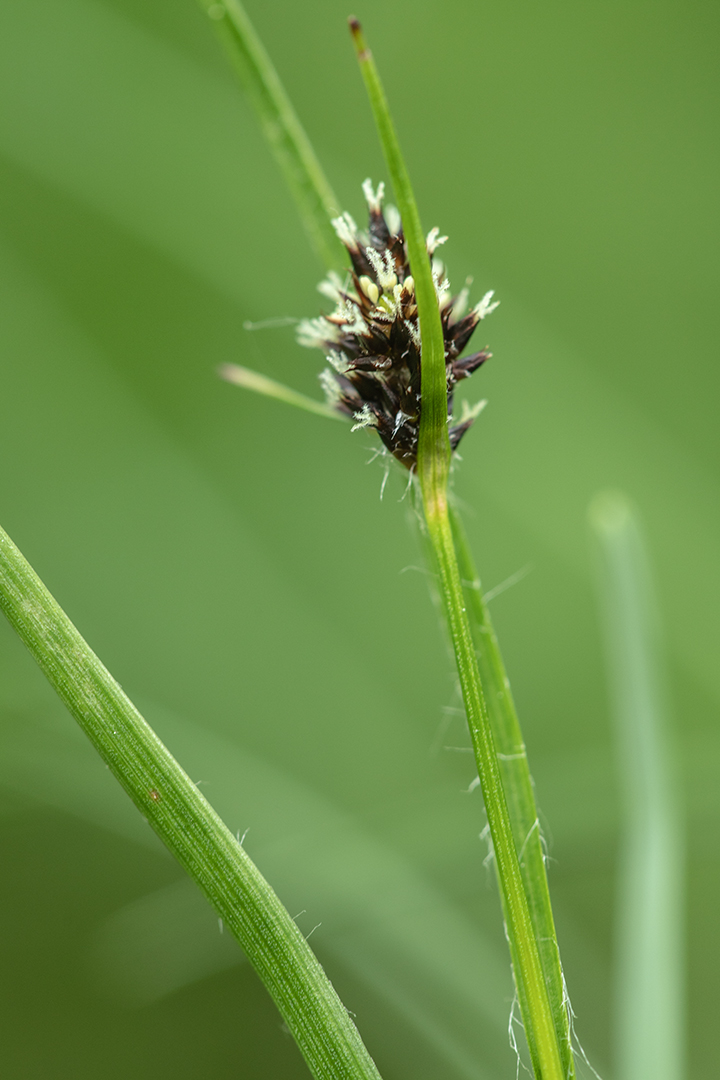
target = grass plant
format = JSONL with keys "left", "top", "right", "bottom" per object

{"left": 0, "top": 3, "right": 688, "bottom": 1079}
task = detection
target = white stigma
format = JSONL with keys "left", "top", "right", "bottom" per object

{"left": 362, "top": 178, "right": 385, "bottom": 213}
{"left": 327, "top": 352, "right": 350, "bottom": 374}
{"left": 319, "top": 368, "right": 342, "bottom": 404}
{"left": 459, "top": 399, "right": 488, "bottom": 423}
{"left": 474, "top": 290, "right": 500, "bottom": 320}
{"left": 453, "top": 277, "right": 473, "bottom": 319}
{"left": 432, "top": 257, "right": 450, "bottom": 302}
{"left": 351, "top": 404, "right": 378, "bottom": 432}
{"left": 317, "top": 271, "right": 347, "bottom": 303}
{"left": 331, "top": 212, "right": 360, "bottom": 250}
{"left": 336, "top": 299, "right": 367, "bottom": 336}
{"left": 426, "top": 227, "right": 449, "bottom": 254}
{"left": 297, "top": 317, "right": 340, "bottom": 348}
{"left": 365, "top": 248, "right": 398, "bottom": 292}
{"left": 404, "top": 320, "right": 422, "bottom": 349}
{"left": 384, "top": 204, "right": 401, "bottom": 236}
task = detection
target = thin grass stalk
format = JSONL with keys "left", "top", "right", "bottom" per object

{"left": 449, "top": 502, "right": 574, "bottom": 1078}
{"left": 0, "top": 525, "right": 383, "bottom": 1080}
{"left": 219, "top": 363, "right": 346, "bottom": 421}
{"left": 348, "top": 19, "right": 568, "bottom": 1080}
{"left": 197, "top": 0, "right": 344, "bottom": 272}
{"left": 589, "top": 492, "right": 684, "bottom": 1080}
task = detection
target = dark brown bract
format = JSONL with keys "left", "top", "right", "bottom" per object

{"left": 298, "top": 181, "right": 499, "bottom": 469}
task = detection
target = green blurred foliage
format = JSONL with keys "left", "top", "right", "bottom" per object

{"left": 0, "top": 0, "right": 717, "bottom": 1076}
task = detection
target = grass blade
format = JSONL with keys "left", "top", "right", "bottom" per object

{"left": 197, "top": 0, "right": 344, "bottom": 271}
{"left": 589, "top": 492, "right": 684, "bottom": 1080}
{"left": 219, "top": 362, "right": 347, "bottom": 421}
{"left": 448, "top": 502, "right": 575, "bottom": 1078}
{"left": 0, "top": 523, "right": 383, "bottom": 1080}
{"left": 349, "top": 20, "right": 569, "bottom": 1080}
{"left": 348, "top": 18, "right": 450, "bottom": 503}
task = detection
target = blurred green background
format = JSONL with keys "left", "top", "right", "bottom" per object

{"left": 0, "top": 0, "right": 717, "bottom": 1076}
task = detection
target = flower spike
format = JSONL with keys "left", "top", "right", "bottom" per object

{"left": 299, "top": 182, "right": 497, "bottom": 468}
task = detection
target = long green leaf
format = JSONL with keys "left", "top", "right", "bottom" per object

{"left": 348, "top": 19, "right": 450, "bottom": 506}
{"left": 349, "top": 20, "right": 569, "bottom": 1080}
{"left": 449, "top": 502, "right": 574, "bottom": 1078}
{"left": 197, "top": 0, "right": 344, "bottom": 272}
{"left": 0, "top": 524, "right": 383, "bottom": 1080}
{"left": 589, "top": 492, "right": 684, "bottom": 1080}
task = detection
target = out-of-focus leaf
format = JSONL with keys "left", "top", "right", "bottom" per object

{"left": 590, "top": 492, "right": 684, "bottom": 1080}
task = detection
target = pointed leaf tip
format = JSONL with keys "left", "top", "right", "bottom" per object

{"left": 348, "top": 17, "right": 369, "bottom": 58}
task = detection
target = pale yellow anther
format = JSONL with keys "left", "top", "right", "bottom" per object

{"left": 358, "top": 276, "right": 380, "bottom": 306}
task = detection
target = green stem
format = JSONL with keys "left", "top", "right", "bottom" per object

{"left": 198, "top": 0, "right": 344, "bottom": 272}
{"left": 426, "top": 498, "right": 564, "bottom": 1080}
{"left": 449, "top": 503, "right": 574, "bottom": 1079}
{"left": 219, "top": 362, "right": 347, "bottom": 421}
{"left": 348, "top": 19, "right": 450, "bottom": 501}
{"left": 0, "top": 524, "right": 382, "bottom": 1080}
{"left": 349, "top": 20, "right": 567, "bottom": 1080}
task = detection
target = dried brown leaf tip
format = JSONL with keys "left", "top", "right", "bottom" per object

{"left": 298, "top": 180, "right": 499, "bottom": 469}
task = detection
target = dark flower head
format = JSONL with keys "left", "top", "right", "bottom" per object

{"left": 298, "top": 180, "right": 499, "bottom": 470}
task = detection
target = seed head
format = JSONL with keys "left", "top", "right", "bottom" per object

{"left": 297, "top": 180, "right": 499, "bottom": 469}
